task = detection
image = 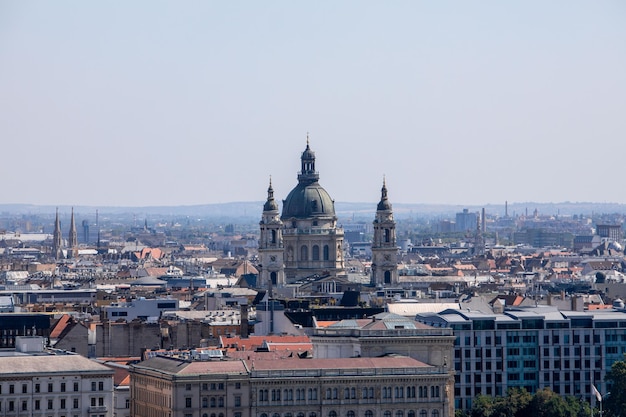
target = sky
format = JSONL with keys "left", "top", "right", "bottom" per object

{"left": 1, "top": 1, "right": 625, "bottom": 208}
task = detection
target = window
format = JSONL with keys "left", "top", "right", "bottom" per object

{"left": 98, "top": 398, "right": 104, "bottom": 406}
{"left": 234, "top": 396, "right": 241, "bottom": 407}
{"left": 9, "top": 385, "right": 14, "bottom": 394}
{"left": 186, "top": 384, "right": 192, "bottom": 391}
{"left": 91, "top": 381, "right": 97, "bottom": 391}
{"left": 73, "top": 399, "right": 79, "bottom": 409}
{"left": 312, "top": 245, "right": 320, "bottom": 261}
{"left": 301, "top": 245, "right": 308, "bottom": 261}
{"left": 74, "top": 382, "right": 79, "bottom": 392}
{"left": 98, "top": 381, "right": 104, "bottom": 391}
{"left": 235, "top": 382, "right": 241, "bottom": 389}
{"left": 21, "top": 401, "right": 27, "bottom": 411}
{"left": 365, "top": 412, "right": 374, "bottom": 417}
{"left": 202, "top": 398, "right": 208, "bottom": 408}
{"left": 22, "top": 384, "right": 27, "bottom": 394}
{"left": 329, "top": 412, "right": 337, "bottom": 417}
{"left": 323, "top": 245, "right": 330, "bottom": 260}
{"left": 432, "top": 411, "right": 440, "bottom": 417}
{"left": 35, "top": 383, "right": 40, "bottom": 393}
{"left": 61, "top": 399, "right": 66, "bottom": 409}
{"left": 35, "top": 400, "right": 41, "bottom": 410}
{"left": 91, "top": 398, "right": 96, "bottom": 407}
{"left": 396, "top": 412, "right": 404, "bottom": 417}
{"left": 347, "top": 412, "right": 356, "bottom": 417}
{"left": 186, "top": 398, "right": 192, "bottom": 408}
{"left": 48, "top": 399, "right": 54, "bottom": 409}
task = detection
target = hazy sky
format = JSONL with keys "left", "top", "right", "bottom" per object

{"left": 1, "top": 1, "right": 625, "bottom": 207}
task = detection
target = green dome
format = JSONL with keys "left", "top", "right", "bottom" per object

{"left": 281, "top": 182, "right": 336, "bottom": 219}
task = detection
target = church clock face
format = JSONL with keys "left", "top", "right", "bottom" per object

{"left": 270, "top": 255, "right": 276, "bottom": 262}
{"left": 384, "top": 254, "right": 391, "bottom": 261}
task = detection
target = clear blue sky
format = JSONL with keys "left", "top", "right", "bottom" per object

{"left": 1, "top": 1, "right": 625, "bottom": 207}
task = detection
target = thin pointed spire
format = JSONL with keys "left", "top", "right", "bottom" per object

{"left": 264, "top": 176, "right": 278, "bottom": 212}
{"left": 52, "top": 207, "right": 63, "bottom": 259}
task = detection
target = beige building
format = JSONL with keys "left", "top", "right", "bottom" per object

{"left": 258, "top": 140, "right": 346, "bottom": 287}
{"left": 130, "top": 355, "right": 450, "bottom": 417}
{"left": 311, "top": 313, "right": 455, "bottom": 417}
{"left": 0, "top": 336, "right": 114, "bottom": 417}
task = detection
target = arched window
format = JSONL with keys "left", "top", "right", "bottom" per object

{"left": 347, "top": 412, "right": 355, "bottom": 417}
{"left": 329, "top": 411, "right": 337, "bottom": 417}
{"left": 384, "top": 270, "right": 391, "bottom": 284}
{"left": 332, "top": 388, "right": 338, "bottom": 399}
{"left": 203, "top": 414, "right": 208, "bottom": 417}
{"left": 310, "top": 413, "right": 317, "bottom": 417}
{"left": 273, "top": 413, "right": 280, "bottom": 417}
{"left": 323, "top": 245, "right": 329, "bottom": 260}
{"left": 420, "top": 411, "right": 428, "bottom": 417}
{"left": 270, "top": 271, "right": 277, "bottom": 285}
{"left": 384, "top": 411, "right": 392, "bottom": 417}
{"left": 432, "top": 411, "right": 439, "bottom": 417}
{"left": 202, "top": 398, "right": 208, "bottom": 408}
{"left": 362, "top": 387, "right": 369, "bottom": 398}
{"left": 271, "top": 229, "right": 276, "bottom": 244}
{"left": 365, "top": 411, "right": 374, "bottom": 417}
{"left": 326, "top": 388, "right": 332, "bottom": 399}
{"left": 408, "top": 411, "right": 416, "bottom": 417}
{"left": 385, "top": 229, "right": 390, "bottom": 243}
{"left": 210, "top": 398, "right": 216, "bottom": 408}
{"left": 301, "top": 245, "right": 308, "bottom": 261}
{"left": 369, "top": 388, "right": 374, "bottom": 399}
{"left": 298, "top": 413, "right": 305, "bottom": 417}
{"left": 312, "top": 245, "right": 320, "bottom": 261}
{"left": 218, "top": 397, "right": 224, "bottom": 407}
{"left": 396, "top": 411, "right": 403, "bottom": 417}
{"left": 344, "top": 388, "right": 350, "bottom": 399}
{"left": 211, "top": 414, "right": 216, "bottom": 417}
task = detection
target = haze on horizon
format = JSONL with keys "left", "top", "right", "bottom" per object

{"left": 1, "top": 1, "right": 624, "bottom": 208}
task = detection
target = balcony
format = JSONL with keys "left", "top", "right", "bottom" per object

{"left": 88, "top": 406, "right": 108, "bottom": 413}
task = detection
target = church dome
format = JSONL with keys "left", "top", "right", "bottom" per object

{"left": 282, "top": 182, "right": 336, "bottom": 219}
{"left": 281, "top": 140, "right": 336, "bottom": 219}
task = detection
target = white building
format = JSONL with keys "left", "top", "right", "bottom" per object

{"left": 105, "top": 297, "right": 179, "bottom": 321}
{"left": 0, "top": 336, "right": 115, "bottom": 417}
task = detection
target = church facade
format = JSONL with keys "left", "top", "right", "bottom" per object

{"left": 259, "top": 140, "right": 399, "bottom": 289}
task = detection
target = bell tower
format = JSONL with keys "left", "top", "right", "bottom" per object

{"left": 258, "top": 178, "right": 285, "bottom": 288}
{"left": 371, "top": 178, "right": 398, "bottom": 286}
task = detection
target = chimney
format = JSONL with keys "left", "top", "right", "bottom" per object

{"left": 240, "top": 304, "right": 249, "bottom": 338}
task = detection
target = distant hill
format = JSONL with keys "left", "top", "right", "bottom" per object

{"left": 2, "top": 201, "right": 626, "bottom": 222}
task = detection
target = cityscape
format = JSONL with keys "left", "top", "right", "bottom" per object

{"left": 1, "top": 142, "right": 626, "bottom": 417}
{"left": 2, "top": 2, "right": 625, "bottom": 417}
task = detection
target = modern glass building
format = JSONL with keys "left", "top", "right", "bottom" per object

{"left": 415, "top": 306, "right": 626, "bottom": 411}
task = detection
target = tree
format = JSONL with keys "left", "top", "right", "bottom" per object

{"left": 605, "top": 356, "right": 626, "bottom": 417}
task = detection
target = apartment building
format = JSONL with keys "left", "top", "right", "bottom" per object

{"left": 130, "top": 355, "right": 451, "bottom": 417}
{"left": 415, "top": 307, "right": 626, "bottom": 411}
{"left": 0, "top": 336, "right": 114, "bottom": 417}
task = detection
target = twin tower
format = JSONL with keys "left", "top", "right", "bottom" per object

{"left": 258, "top": 140, "right": 398, "bottom": 289}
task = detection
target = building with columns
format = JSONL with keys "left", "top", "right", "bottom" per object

{"left": 258, "top": 140, "right": 346, "bottom": 287}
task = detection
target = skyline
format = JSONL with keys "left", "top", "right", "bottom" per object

{"left": 1, "top": 1, "right": 625, "bottom": 207}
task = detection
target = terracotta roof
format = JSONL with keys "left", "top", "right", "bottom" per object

{"left": 50, "top": 314, "right": 72, "bottom": 339}
{"left": 219, "top": 335, "right": 311, "bottom": 351}
{"left": 247, "top": 356, "right": 431, "bottom": 371}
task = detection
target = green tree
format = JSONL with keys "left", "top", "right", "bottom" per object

{"left": 526, "top": 388, "right": 571, "bottom": 417}
{"left": 469, "top": 395, "right": 495, "bottom": 417}
{"left": 605, "top": 356, "right": 626, "bottom": 417}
